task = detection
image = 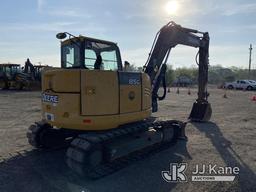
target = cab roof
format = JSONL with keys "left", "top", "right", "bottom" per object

{"left": 61, "top": 35, "right": 117, "bottom": 46}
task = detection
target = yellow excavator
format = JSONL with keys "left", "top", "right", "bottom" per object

{"left": 27, "top": 21, "right": 212, "bottom": 178}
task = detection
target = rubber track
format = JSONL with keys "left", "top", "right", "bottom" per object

{"left": 27, "top": 122, "right": 72, "bottom": 149}
{"left": 26, "top": 122, "right": 49, "bottom": 148}
{"left": 66, "top": 120, "right": 185, "bottom": 179}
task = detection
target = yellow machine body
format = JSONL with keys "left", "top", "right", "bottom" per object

{"left": 27, "top": 23, "right": 211, "bottom": 178}
{"left": 42, "top": 69, "right": 152, "bottom": 130}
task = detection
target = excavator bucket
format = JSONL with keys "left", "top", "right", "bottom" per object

{"left": 189, "top": 101, "right": 212, "bottom": 122}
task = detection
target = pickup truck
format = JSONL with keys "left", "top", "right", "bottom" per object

{"left": 225, "top": 80, "right": 256, "bottom": 90}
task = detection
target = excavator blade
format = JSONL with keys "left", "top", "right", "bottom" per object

{"left": 189, "top": 101, "right": 212, "bottom": 122}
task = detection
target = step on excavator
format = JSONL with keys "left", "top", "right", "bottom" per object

{"left": 27, "top": 21, "right": 212, "bottom": 178}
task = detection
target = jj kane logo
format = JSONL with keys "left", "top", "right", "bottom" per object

{"left": 162, "top": 163, "right": 239, "bottom": 182}
{"left": 162, "top": 163, "right": 187, "bottom": 182}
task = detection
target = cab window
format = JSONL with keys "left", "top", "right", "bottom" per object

{"left": 85, "top": 49, "right": 97, "bottom": 69}
{"left": 5, "top": 66, "right": 11, "bottom": 75}
{"left": 13, "top": 66, "right": 18, "bottom": 74}
{"left": 62, "top": 44, "right": 80, "bottom": 68}
{"left": 84, "top": 40, "right": 119, "bottom": 71}
{"left": 101, "top": 50, "right": 118, "bottom": 71}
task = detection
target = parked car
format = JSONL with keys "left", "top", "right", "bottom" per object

{"left": 224, "top": 80, "right": 256, "bottom": 90}
{"left": 172, "top": 76, "right": 193, "bottom": 87}
{"left": 248, "top": 80, "right": 256, "bottom": 84}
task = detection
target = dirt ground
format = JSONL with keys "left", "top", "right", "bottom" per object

{"left": 0, "top": 88, "right": 255, "bottom": 192}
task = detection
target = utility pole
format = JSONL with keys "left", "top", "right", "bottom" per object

{"left": 249, "top": 44, "right": 252, "bottom": 73}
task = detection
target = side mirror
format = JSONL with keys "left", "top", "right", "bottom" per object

{"left": 56, "top": 33, "right": 67, "bottom": 40}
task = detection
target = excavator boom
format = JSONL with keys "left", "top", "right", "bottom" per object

{"left": 144, "top": 21, "right": 212, "bottom": 121}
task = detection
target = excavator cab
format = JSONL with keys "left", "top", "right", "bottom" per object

{"left": 58, "top": 34, "right": 122, "bottom": 71}
{"left": 41, "top": 34, "right": 152, "bottom": 130}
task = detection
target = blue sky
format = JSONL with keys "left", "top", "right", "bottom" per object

{"left": 0, "top": 0, "right": 256, "bottom": 69}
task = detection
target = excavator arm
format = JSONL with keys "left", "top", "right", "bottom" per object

{"left": 144, "top": 21, "right": 212, "bottom": 121}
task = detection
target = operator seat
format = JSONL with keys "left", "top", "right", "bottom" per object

{"left": 94, "top": 55, "right": 102, "bottom": 70}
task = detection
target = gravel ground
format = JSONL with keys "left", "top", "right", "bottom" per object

{"left": 0, "top": 88, "right": 255, "bottom": 192}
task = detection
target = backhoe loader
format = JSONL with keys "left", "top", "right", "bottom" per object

{"left": 27, "top": 21, "right": 212, "bottom": 178}
{"left": 0, "top": 62, "right": 47, "bottom": 90}
{"left": 0, "top": 64, "right": 29, "bottom": 90}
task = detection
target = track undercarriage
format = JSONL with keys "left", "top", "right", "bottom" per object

{"left": 27, "top": 119, "right": 186, "bottom": 179}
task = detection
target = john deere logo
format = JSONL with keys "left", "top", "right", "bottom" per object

{"left": 128, "top": 91, "right": 135, "bottom": 100}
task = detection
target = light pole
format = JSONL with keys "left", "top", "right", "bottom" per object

{"left": 249, "top": 44, "right": 252, "bottom": 75}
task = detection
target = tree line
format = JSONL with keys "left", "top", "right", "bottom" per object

{"left": 129, "top": 64, "right": 256, "bottom": 85}
{"left": 167, "top": 65, "right": 256, "bottom": 85}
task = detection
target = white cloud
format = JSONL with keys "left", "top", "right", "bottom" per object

{"left": 223, "top": 3, "right": 256, "bottom": 16}
{"left": 37, "top": 0, "right": 45, "bottom": 12}
{"left": 0, "top": 54, "right": 60, "bottom": 67}
{"left": 30, "top": 54, "right": 60, "bottom": 67}
{"left": 122, "top": 44, "right": 252, "bottom": 69}
{"left": 123, "top": 0, "right": 219, "bottom": 22}
{"left": 122, "top": 47, "right": 150, "bottom": 66}
{"left": 0, "top": 19, "right": 106, "bottom": 36}
{"left": 36, "top": 0, "right": 91, "bottom": 19}
{"left": 0, "top": 22, "right": 77, "bottom": 32}
{"left": 48, "top": 8, "right": 92, "bottom": 18}
{"left": 209, "top": 45, "right": 250, "bottom": 68}
{"left": 49, "top": 10, "right": 81, "bottom": 17}
{"left": 143, "top": 0, "right": 245, "bottom": 25}
{"left": 122, "top": 46, "right": 198, "bottom": 68}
